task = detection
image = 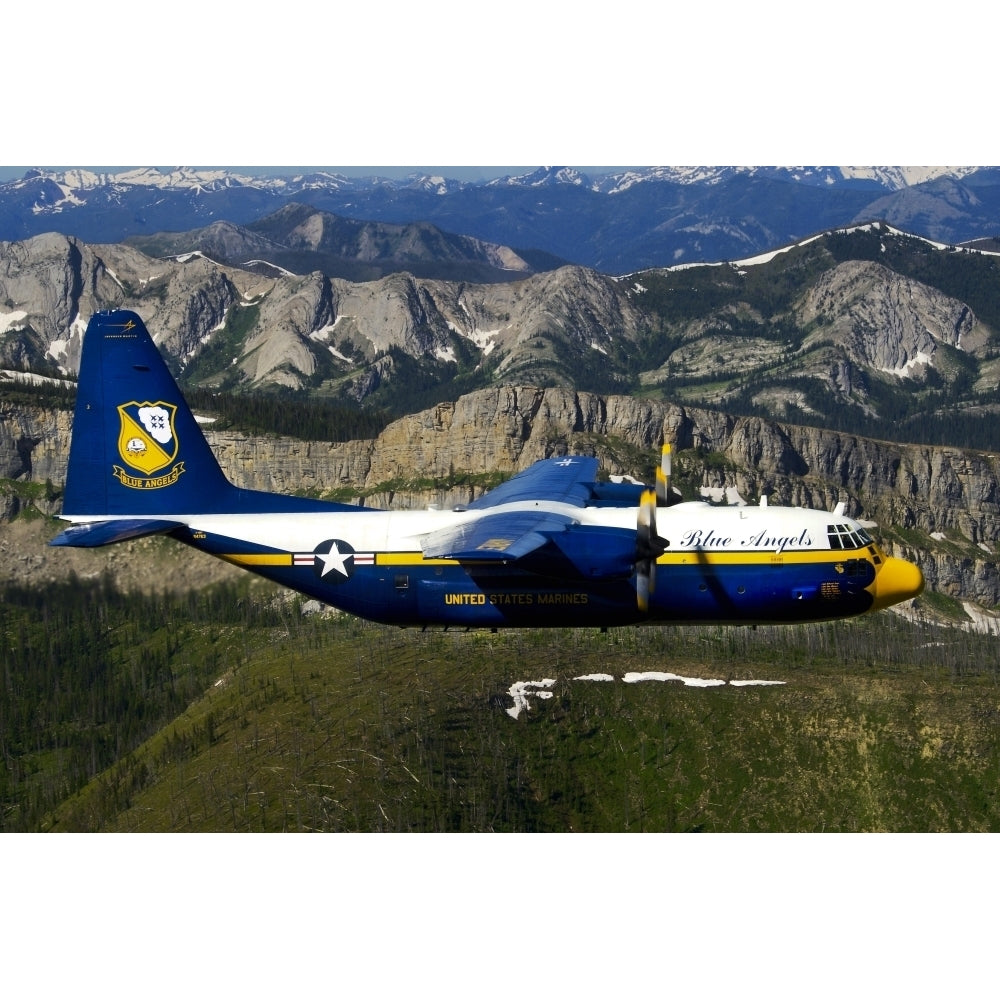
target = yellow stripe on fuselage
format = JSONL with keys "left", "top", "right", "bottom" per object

{"left": 222, "top": 553, "right": 293, "bottom": 567}
{"left": 219, "top": 552, "right": 461, "bottom": 567}
{"left": 219, "top": 549, "right": 872, "bottom": 568}
{"left": 656, "top": 548, "right": 873, "bottom": 566}
{"left": 376, "top": 553, "right": 459, "bottom": 566}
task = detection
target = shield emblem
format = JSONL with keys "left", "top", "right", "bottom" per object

{"left": 116, "top": 401, "right": 179, "bottom": 476}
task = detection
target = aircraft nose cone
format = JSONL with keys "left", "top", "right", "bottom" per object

{"left": 870, "top": 556, "right": 925, "bottom": 611}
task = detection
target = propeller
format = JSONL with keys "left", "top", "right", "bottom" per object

{"left": 636, "top": 488, "right": 668, "bottom": 612}
{"left": 655, "top": 443, "right": 684, "bottom": 507}
{"left": 656, "top": 443, "right": 672, "bottom": 505}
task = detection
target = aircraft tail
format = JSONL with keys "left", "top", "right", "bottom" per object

{"left": 61, "top": 310, "right": 237, "bottom": 517}
{"left": 58, "top": 308, "right": 371, "bottom": 531}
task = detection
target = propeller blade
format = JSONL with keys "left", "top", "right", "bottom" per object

{"left": 638, "top": 488, "right": 657, "bottom": 549}
{"left": 656, "top": 444, "right": 672, "bottom": 506}
{"left": 637, "top": 564, "right": 651, "bottom": 613}
{"left": 636, "top": 490, "right": 666, "bottom": 612}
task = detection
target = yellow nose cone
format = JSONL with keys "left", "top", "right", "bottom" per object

{"left": 870, "top": 556, "right": 925, "bottom": 611}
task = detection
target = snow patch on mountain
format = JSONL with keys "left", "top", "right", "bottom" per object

{"left": 0, "top": 310, "right": 28, "bottom": 334}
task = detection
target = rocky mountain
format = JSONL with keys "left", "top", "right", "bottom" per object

{"left": 4, "top": 166, "right": 1000, "bottom": 272}
{"left": 2, "top": 224, "right": 998, "bottom": 446}
{"left": 125, "top": 204, "right": 552, "bottom": 284}
{"left": 3, "top": 386, "right": 998, "bottom": 614}
{"left": 0, "top": 231, "right": 645, "bottom": 400}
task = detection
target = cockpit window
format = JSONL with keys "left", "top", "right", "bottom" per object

{"left": 827, "top": 522, "right": 870, "bottom": 549}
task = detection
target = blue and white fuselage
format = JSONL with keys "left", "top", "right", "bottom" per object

{"left": 52, "top": 311, "right": 924, "bottom": 629}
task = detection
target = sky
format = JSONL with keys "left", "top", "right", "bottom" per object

{"left": 6, "top": 7, "right": 994, "bottom": 173}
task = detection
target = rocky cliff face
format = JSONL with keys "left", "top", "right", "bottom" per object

{"left": 798, "top": 260, "right": 980, "bottom": 376}
{"left": 1, "top": 234, "right": 645, "bottom": 397}
{"left": 0, "top": 234, "right": 268, "bottom": 374}
{"left": 3, "top": 387, "right": 997, "bottom": 605}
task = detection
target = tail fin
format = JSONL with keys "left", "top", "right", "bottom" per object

{"left": 62, "top": 309, "right": 236, "bottom": 516}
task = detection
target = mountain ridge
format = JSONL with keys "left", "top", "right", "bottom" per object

{"left": 13, "top": 164, "right": 982, "bottom": 194}
{"left": 5, "top": 166, "right": 999, "bottom": 271}
{"left": 3, "top": 222, "right": 998, "bottom": 449}
{"left": 125, "top": 204, "right": 547, "bottom": 284}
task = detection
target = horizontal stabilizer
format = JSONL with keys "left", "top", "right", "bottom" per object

{"left": 50, "top": 518, "right": 183, "bottom": 548}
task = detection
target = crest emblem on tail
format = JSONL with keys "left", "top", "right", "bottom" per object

{"left": 113, "top": 400, "right": 185, "bottom": 488}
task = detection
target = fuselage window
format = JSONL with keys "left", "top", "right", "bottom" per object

{"left": 394, "top": 574, "right": 409, "bottom": 590}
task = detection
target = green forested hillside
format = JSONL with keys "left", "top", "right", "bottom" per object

{"left": 630, "top": 229, "right": 1000, "bottom": 451}
{"left": 6, "top": 577, "right": 998, "bottom": 833}
{"left": 0, "top": 575, "right": 288, "bottom": 830}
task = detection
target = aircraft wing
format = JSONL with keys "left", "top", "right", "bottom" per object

{"left": 421, "top": 511, "right": 575, "bottom": 561}
{"left": 428, "top": 458, "right": 639, "bottom": 578}
{"left": 467, "top": 456, "right": 600, "bottom": 510}
{"left": 422, "top": 509, "right": 638, "bottom": 580}
{"left": 50, "top": 518, "right": 184, "bottom": 548}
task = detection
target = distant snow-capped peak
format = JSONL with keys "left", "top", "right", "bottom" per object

{"left": 7, "top": 165, "right": 987, "bottom": 199}
{"left": 599, "top": 166, "right": 980, "bottom": 193}
{"left": 836, "top": 165, "right": 978, "bottom": 188}
{"left": 489, "top": 166, "right": 588, "bottom": 188}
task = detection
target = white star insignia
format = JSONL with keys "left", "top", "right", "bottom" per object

{"left": 317, "top": 543, "right": 353, "bottom": 578}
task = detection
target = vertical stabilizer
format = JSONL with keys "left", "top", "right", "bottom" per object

{"left": 63, "top": 310, "right": 236, "bottom": 515}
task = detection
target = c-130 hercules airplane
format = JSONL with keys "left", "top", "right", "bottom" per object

{"left": 52, "top": 310, "right": 924, "bottom": 629}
